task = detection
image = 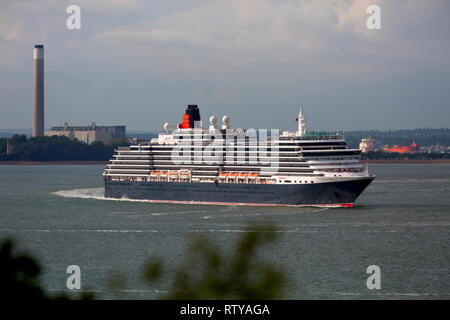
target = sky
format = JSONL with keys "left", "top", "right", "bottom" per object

{"left": 0, "top": 0, "right": 449, "bottom": 132}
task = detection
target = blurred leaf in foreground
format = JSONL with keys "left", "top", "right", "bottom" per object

{"left": 142, "top": 223, "right": 288, "bottom": 299}
{"left": 0, "top": 238, "right": 93, "bottom": 300}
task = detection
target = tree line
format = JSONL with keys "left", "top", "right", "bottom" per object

{"left": 363, "top": 151, "right": 450, "bottom": 160}
{"left": 1, "top": 133, "right": 448, "bottom": 162}
{"left": 343, "top": 128, "right": 450, "bottom": 148}
{"left": 0, "top": 134, "right": 129, "bottom": 161}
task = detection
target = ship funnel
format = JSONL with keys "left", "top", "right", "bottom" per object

{"left": 178, "top": 105, "right": 201, "bottom": 129}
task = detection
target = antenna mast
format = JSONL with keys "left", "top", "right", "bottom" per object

{"left": 297, "top": 106, "right": 307, "bottom": 136}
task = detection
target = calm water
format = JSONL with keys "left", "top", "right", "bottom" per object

{"left": 0, "top": 164, "right": 449, "bottom": 299}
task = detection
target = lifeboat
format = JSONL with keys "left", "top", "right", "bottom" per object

{"left": 257, "top": 178, "right": 267, "bottom": 184}
{"left": 239, "top": 172, "right": 248, "bottom": 177}
{"left": 160, "top": 171, "right": 168, "bottom": 176}
{"left": 151, "top": 171, "right": 159, "bottom": 176}
{"left": 229, "top": 172, "right": 238, "bottom": 177}
{"left": 249, "top": 173, "right": 259, "bottom": 179}
{"left": 219, "top": 172, "right": 228, "bottom": 178}
{"left": 180, "top": 170, "right": 190, "bottom": 177}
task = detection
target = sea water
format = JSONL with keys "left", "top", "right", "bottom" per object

{"left": 0, "top": 164, "right": 449, "bottom": 299}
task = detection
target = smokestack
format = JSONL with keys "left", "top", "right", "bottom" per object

{"left": 33, "top": 44, "right": 44, "bottom": 137}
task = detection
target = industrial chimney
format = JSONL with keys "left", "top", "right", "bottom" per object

{"left": 33, "top": 44, "right": 44, "bottom": 137}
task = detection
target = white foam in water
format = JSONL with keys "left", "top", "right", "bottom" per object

{"left": 52, "top": 188, "right": 331, "bottom": 212}
{"left": 52, "top": 188, "right": 238, "bottom": 212}
{"left": 53, "top": 188, "right": 175, "bottom": 205}
{"left": 53, "top": 187, "right": 106, "bottom": 200}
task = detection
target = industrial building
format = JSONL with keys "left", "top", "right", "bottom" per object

{"left": 383, "top": 142, "right": 419, "bottom": 154}
{"left": 31, "top": 45, "right": 127, "bottom": 145}
{"left": 45, "top": 122, "right": 126, "bottom": 144}
{"left": 359, "top": 137, "right": 376, "bottom": 153}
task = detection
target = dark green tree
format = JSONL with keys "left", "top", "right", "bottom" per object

{"left": 0, "top": 138, "right": 6, "bottom": 154}
{"left": 0, "top": 238, "right": 93, "bottom": 300}
{"left": 0, "top": 135, "right": 130, "bottom": 161}
{"left": 2, "top": 224, "right": 289, "bottom": 300}
{"left": 141, "top": 224, "right": 287, "bottom": 299}
{"left": 0, "top": 238, "right": 46, "bottom": 300}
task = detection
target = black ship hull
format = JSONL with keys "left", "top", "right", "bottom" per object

{"left": 104, "top": 177, "right": 374, "bottom": 207}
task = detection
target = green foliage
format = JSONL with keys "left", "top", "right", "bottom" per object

{"left": 0, "top": 238, "right": 93, "bottom": 300}
{"left": 363, "top": 151, "right": 450, "bottom": 160}
{"left": 142, "top": 258, "right": 164, "bottom": 283}
{"left": 0, "top": 135, "right": 129, "bottom": 161}
{"left": 105, "top": 137, "right": 130, "bottom": 146}
{"left": 0, "top": 138, "right": 6, "bottom": 154}
{"left": 1, "top": 225, "right": 289, "bottom": 300}
{"left": 0, "top": 238, "right": 46, "bottom": 300}
{"left": 10, "top": 134, "right": 28, "bottom": 145}
{"left": 142, "top": 224, "right": 287, "bottom": 299}
{"left": 343, "top": 128, "right": 450, "bottom": 148}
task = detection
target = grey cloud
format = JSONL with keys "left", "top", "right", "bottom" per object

{"left": 0, "top": 0, "right": 449, "bottom": 131}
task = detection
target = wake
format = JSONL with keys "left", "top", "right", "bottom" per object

{"left": 52, "top": 188, "right": 332, "bottom": 212}
{"left": 53, "top": 187, "right": 107, "bottom": 200}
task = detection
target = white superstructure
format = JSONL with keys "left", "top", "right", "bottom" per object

{"left": 104, "top": 106, "right": 370, "bottom": 186}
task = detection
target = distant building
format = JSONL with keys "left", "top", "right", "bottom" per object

{"left": 6, "top": 138, "right": 13, "bottom": 155}
{"left": 383, "top": 142, "right": 419, "bottom": 154}
{"left": 359, "top": 137, "right": 375, "bottom": 153}
{"left": 419, "top": 144, "right": 450, "bottom": 153}
{"left": 45, "top": 122, "right": 126, "bottom": 144}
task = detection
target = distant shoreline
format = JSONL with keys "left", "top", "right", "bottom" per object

{"left": 0, "top": 159, "right": 449, "bottom": 165}
{"left": 367, "top": 159, "right": 450, "bottom": 164}
{"left": 0, "top": 161, "right": 107, "bottom": 165}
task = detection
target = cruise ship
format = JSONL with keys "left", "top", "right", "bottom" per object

{"left": 104, "top": 105, "right": 375, "bottom": 207}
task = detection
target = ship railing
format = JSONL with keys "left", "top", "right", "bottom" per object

{"left": 297, "top": 134, "right": 342, "bottom": 141}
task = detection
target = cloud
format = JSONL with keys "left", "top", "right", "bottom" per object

{"left": 89, "top": 0, "right": 449, "bottom": 71}
{"left": 76, "top": 0, "right": 144, "bottom": 12}
{"left": 96, "top": 28, "right": 198, "bottom": 46}
{"left": 0, "top": 0, "right": 449, "bottom": 130}
{"left": 3, "top": 0, "right": 448, "bottom": 69}
{"left": 93, "top": 0, "right": 339, "bottom": 63}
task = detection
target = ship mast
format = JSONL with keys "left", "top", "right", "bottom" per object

{"left": 297, "top": 106, "right": 307, "bottom": 136}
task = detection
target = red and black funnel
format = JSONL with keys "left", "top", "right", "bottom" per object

{"left": 178, "top": 105, "right": 201, "bottom": 129}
